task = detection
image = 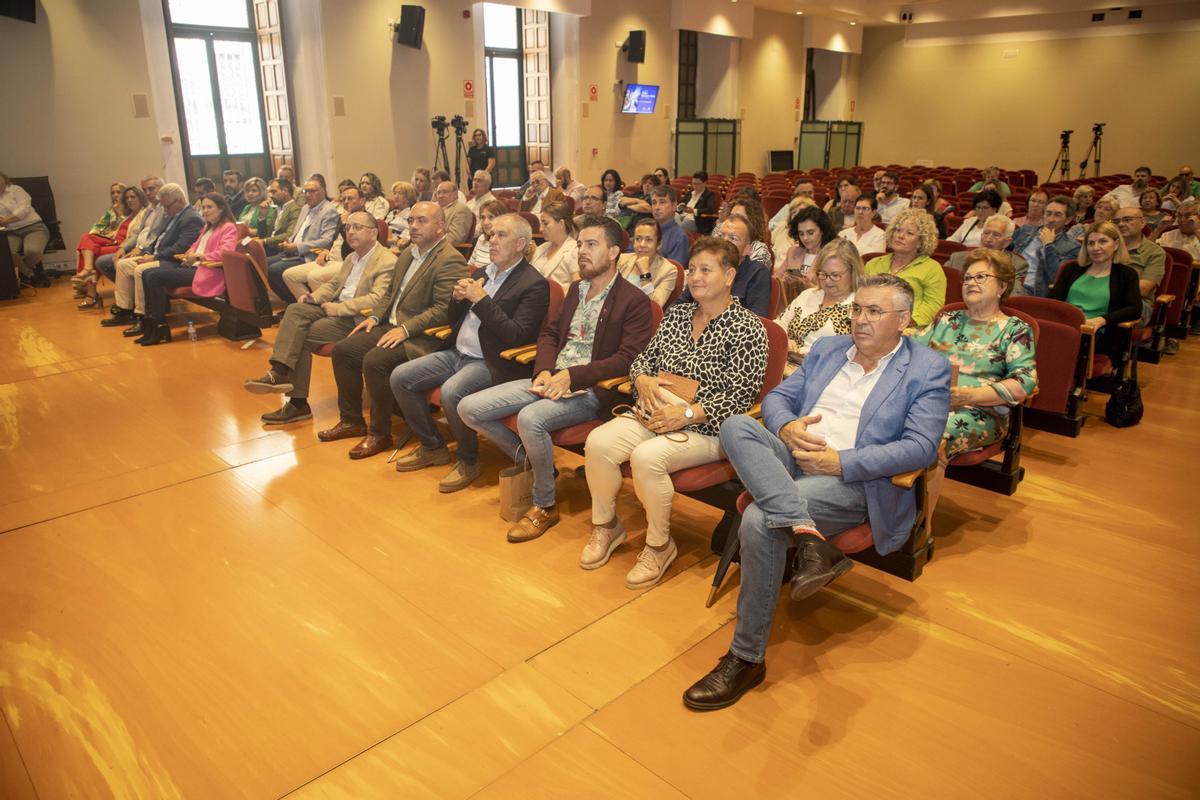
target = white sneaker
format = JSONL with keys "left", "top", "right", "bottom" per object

{"left": 624, "top": 538, "right": 678, "bottom": 590}
{"left": 580, "top": 519, "right": 627, "bottom": 570}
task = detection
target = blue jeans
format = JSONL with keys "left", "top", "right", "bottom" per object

{"left": 459, "top": 379, "right": 602, "bottom": 508}
{"left": 720, "top": 415, "right": 868, "bottom": 663}
{"left": 96, "top": 252, "right": 120, "bottom": 281}
{"left": 389, "top": 349, "right": 492, "bottom": 464}
{"left": 267, "top": 253, "right": 305, "bottom": 302}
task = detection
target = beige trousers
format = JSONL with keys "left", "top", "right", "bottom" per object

{"left": 115, "top": 257, "right": 162, "bottom": 313}
{"left": 584, "top": 414, "right": 722, "bottom": 546}
{"left": 282, "top": 261, "right": 340, "bottom": 300}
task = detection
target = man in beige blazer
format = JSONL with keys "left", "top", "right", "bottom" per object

{"left": 435, "top": 180, "right": 475, "bottom": 245}
{"left": 242, "top": 211, "right": 397, "bottom": 425}
{"left": 319, "top": 201, "right": 469, "bottom": 459}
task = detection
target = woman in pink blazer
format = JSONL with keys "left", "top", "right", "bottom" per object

{"left": 137, "top": 193, "right": 240, "bottom": 346}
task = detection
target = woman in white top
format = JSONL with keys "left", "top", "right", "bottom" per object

{"left": 469, "top": 199, "right": 508, "bottom": 269}
{"left": 530, "top": 200, "right": 578, "bottom": 288}
{"left": 949, "top": 188, "right": 1003, "bottom": 247}
{"left": 385, "top": 180, "right": 417, "bottom": 251}
{"left": 358, "top": 172, "right": 390, "bottom": 220}
{"left": 616, "top": 217, "right": 679, "bottom": 306}
{"left": 774, "top": 238, "right": 863, "bottom": 368}
{"left": 838, "top": 194, "right": 886, "bottom": 256}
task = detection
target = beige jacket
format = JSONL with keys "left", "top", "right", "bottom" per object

{"left": 310, "top": 244, "right": 397, "bottom": 316}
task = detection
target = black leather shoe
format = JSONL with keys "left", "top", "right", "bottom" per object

{"left": 789, "top": 535, "right": 852, "bottom": 601}
{"left": 101, "top": 309, "right": 134, "bottom": 327}
{"left": 682, "top": 652, "right": 766, "bottom": 711}
{"left": 137, "top": 322, "right": 172, "bottom": 346}
{"left": 261, "top": 402, "right": 312, "bottom": 425}
{"left": 122, "top": 318, "right": 146, "bottom": 337}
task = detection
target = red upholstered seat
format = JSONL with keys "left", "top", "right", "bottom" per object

{"left": 949, "top": 441, "right": 1003, "bottom": 467}
{"left": 942, "top": 264, "right": 963, "bottom": 303}
{"left": 665, "top": 259, "right": 686, "bottom": 307}
{"left": 314, "top": 343, "right": 335, "bottom": 357}
{"left": 167, "top": 286, "right": 193, "bottom": 298}
{"left": 1007, "top": 295, "right": 1083, "bottom": 413}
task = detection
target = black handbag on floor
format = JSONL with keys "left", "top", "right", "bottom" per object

{"left": 1105, "top": 354, "right": 1143, "bottom": 428}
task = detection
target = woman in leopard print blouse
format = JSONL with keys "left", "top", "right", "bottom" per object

{"left": 582, "top": 236, "right": 769, "bottom": 591}
{"left": 774, "top": 238, "right": 863, "bottom": 370}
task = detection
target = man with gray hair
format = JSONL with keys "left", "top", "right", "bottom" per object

{"left": 466, "top": 170, "right": 496, "bottom": 220}
{"left": 518, "top": 170, "right": 563, "bottom": 215}
{"left": 434, "top": 180, "right": 474, "bottom": 245}
{"left": 683, "top": 272, "right": 951, "bottom": 711}
{"left": 103, "top": 182, "right": 203, "bottom": 332}
{"left": 946, "top": 214, "right": 1029, "bottom": 294}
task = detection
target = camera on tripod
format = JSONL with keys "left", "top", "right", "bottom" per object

{"left": 1060, "top": 129, "right": 1073, "bottom": 144}
{"left": 431, "top": 115, "right": 448, "bottom": 134}
{"left": 450, "top": 115, "right": 469, "bottom": 135}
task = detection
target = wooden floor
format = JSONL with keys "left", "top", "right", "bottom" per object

{"left": 1, "top": 284, "right": 1197, "bottom": 799}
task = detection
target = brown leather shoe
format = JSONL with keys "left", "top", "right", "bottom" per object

{"left": 318, "top": 420, "right": 368, "bottom": 442}
{"left": 507, "top": 505, "right": 560, "bottom": 543}
{"left": 348, "top": 434, "right": 393, "bottom": 460}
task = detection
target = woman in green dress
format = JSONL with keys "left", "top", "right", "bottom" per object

{"left": 915, "top": 248, "right": 1038, "bottom": 509}
{"left": 237, "top": 177, "right": 277, "bottom": 237}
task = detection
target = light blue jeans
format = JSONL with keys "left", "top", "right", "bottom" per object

{"left": 719, "top": 414, "right": 868, "bottom": 663}
{"left": 458, "top": 378, "right": 602, "bottom": 508}
{"left": 389, "top": 350, "right": 492, "bottom": 465}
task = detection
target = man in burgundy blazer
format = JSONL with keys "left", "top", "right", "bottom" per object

{"left": 459, "top": 215, "right": 655, "bottom": 543}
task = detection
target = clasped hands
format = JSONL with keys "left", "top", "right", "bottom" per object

{"left": 633, "top": 375, "right": 690, "bottom": 433}
{"left": 453, "top": 277, "right": 487, "bottom": 303}
{"left": 779, "top": 414, "right": 841, "bottom": 475}
{"left": 530, "top": 369, "right": 573, "bottom": 400}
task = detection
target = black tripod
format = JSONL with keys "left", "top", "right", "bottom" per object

{"left": 1078, "top": 123, "right": 1106, "bottom": 179}
{"left": 1049, "top": 130, "right": 1073, "bottom": 182}
{"left": 432, "top": 128, "right": 451, "bottom": 177}
{"left": 450, "top": 127, "right": 471, "bottom": 187}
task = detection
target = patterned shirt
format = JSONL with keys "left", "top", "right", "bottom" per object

{"left": 555, "top": 275, "right": 616, "bottom": 371}
{"left": 630, "top": 298, "right": 768, "bottom": 437}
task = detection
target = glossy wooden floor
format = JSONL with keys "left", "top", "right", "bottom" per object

{"left": 1, "top": 284, "right": 1197, "bottom": 799}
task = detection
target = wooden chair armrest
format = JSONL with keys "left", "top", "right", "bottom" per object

{"left": 617, "top": 381, "right": 633, "bottom": 395}
{"left": 515, "top": 349, "right": 539, "bottom": 365}
{"left": 891, "top": 467, "right": 926, "bottom": 489}
{"left": 198, "top": 260, "right": 222, "bottom": 268}
{"left": 425, "top": 325, "right": 452, "bottom": 340}
{"left": 500, "top": 344, "right": 536, "bottom": 361}
{"left": 1155, "top": 294, "right": 1175, "bottom": 305}
{"left": 1117, "top": 320, "right": 1139, "bottom": 329}
{"left": 1080, "top": 322, "right": 1099, "bottom": 335}
{"left": 747, "top": 403, "right": 762, "bottom": 419}
{"left": 596, "top": 376, "right": 629, "bottom": 390}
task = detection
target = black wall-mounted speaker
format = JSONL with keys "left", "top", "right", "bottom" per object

{"left": 624, "top": 30, "right": 645, "bottom": 63}
{"left": 394, "top": 5, "right": 425, "bottom": 49}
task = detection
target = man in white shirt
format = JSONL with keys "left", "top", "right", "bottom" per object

{"left": 243, "top": 211, "right": 397, "bottom": 425}
{"left": 466, "top": 170, "right": 496, "bottom": 219}
{"left": 555, "top": 167, "right": 586, "bottom": 206}
{"left": 875, "top": 171, "right": 910, "bottom": 225}
{"left": 1103, "top": 166, "right": 1154, "bottom": 210}
{"left": 1157, "top": 199, "right": 1199, "bottom": 260}
{"left": 682, "top": 274, "right": 950, "bottom": 710}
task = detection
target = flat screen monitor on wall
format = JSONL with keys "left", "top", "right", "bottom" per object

{"left": 621, "top": 84, "right": 659, "bottom": 115}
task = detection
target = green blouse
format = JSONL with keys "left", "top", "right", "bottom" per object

{"left": 864, "top": 253, "right": 947, "bottom": 328}
{"left": 1065, "top": 272, "right": 1110, "bottom": 321}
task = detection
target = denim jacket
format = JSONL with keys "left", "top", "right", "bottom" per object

{"left": 1011, "top": 224, "right": 1081, "bottom": 296}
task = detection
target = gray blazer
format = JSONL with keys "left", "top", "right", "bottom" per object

{"left": 288, "top": 199, "right": 340, "bottom": 257}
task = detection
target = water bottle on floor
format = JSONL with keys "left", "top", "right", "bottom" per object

{"left": 187, "top": 320, "right": 197, "bottom": 342}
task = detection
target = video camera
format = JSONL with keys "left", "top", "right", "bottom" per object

{"left": 431, "top": 115, "right": 448, "bottom": 134}
{"left": 450, "top": 115, "right": 469, "bottom": 135}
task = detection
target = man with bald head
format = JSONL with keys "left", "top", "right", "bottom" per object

{"left": 321, "top": 201, "right": 469, "bottom": 458}
{"left": 434, "top": 180, "right": 474, "bottom": 245}
{"left": 243, "top": 210, "right": 397, "bottom": 425}
{"left": 1115, "top": 206, "right": 1166, "bottom": 323}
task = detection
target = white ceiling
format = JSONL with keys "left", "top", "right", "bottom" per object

{"left": 750, "top": 0, "right": 1192, "bottom": 27}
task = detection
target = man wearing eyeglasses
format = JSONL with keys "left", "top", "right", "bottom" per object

{"left": 243, "top": 211, "right": 396, "bottom": 425}
{"left": 574, "top": 186, "right": 608, "bottom": 230}
{"left": 683, "top": 273, "right": 950, "bottom": 711}
{"left": 265, "top": 178, "right": 340, "bottom": 302}
{"left": 1157, "top": 199, "right": 1199, "bottom": 263}
{"left": 1115, "top": 207, "right": 1166, "bottom": 324}
{"left": 945, "top": 215, "right": 1029, "bottom": 295}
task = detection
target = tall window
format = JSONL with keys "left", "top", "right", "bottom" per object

{"left": 678, "top": 30, "right": 698, "bottom": 120}
{"left": 482, "top": 3, "right": 550, "bottom": 186}
{"left": 163, "top": 0, "right": 296, "bottom": 184}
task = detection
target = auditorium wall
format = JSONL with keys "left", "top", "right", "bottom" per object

{"left": 856, "top": 25, "right": 1200, "bottom": 177}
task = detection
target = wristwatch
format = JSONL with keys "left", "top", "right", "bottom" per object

{"left": 683, "top": 405, "right": 695, "bottom": 420}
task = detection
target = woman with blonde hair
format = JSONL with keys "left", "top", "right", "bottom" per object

{"left": 1049, "top": 220, "right": 1141, "bottom": 362}
{"left": 864, "top": 207, "right": 945, "bottom": 328}
{"left": 386, "top": 180, "right": 418, "bottom": 248}
{"left": 774, "top": 238, "right": 862, "bottom": 367}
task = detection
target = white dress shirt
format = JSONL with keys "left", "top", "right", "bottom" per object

{"left": 388, "top": 237, "right": 443, "bottom": 325}
{"left": 338, "top": 243, "right": 377, "bottom": 302}
{"left": 805, "top": 340, "right": 903, "bottom": 451}
{"left": 456, "top": 259, "right": 519, "bottom": 358}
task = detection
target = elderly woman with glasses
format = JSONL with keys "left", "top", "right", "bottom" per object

{"left": 864, "top": 207, "right": 945, "bottom": 328}
{"left": 774, "top": 238, "right": 862, "bottom": 368}
{"left": 913, "top": 248, "right": 1037, "bottom": 509}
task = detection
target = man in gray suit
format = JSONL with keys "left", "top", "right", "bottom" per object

{"left": 435, "top": 180, "right": 475, "bottom": 245}
{"left": 322, "top": 201, "right": 469, "bottom": 459}
{"left": 945, "top": 215, "right": 1028, "bottom": 295}
{"left": 266, "top": 178, "right": 340, "bottom": 302}
{"left": 243, "top": 211, "right": 396, "bottom": 425}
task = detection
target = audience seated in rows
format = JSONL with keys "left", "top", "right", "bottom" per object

{"left": 585, "top": 236, "right": 769, "bottom": 589}
{"left": 459, "top": 215, "right": 655, "bottom": 542}
{"left": 946, "top": 215, "right": 1029, "bottom": 293}
{"left": 530, "top": 201, "right": 579, "bottom": 288}
{"left": 1012, "top": 195, "right": 1081, "bottom": 297}
{"left": 617, "top": 218, "right": 679, "bottom": 306}
{"left": 768, "top": 179, "right": 817, "bottom": 233}
{"left": 94, "top": 177, "right": 164, "bottom": 297}
{"left": 138, "top": 192, "right": 241, "bottom": 346}
{"left": 390, "top": 214, "right": 549, "bottom": 491}
{"left": 775, "top": 238, "right": 860, "bottom": 367}
{"left": 864, "top": 209, "right": 946, "bottom": 328}
{"left": 875, "top": 171, "right": 910, "bottom": 225}
{"left": 1103, "top": 166, "right": 1153, "bottom": 209}
{"left": 282, "top": 184, "right": 367, "bottom": 300}
{"left": 265, "top": 178, "right": 340, "bottom": 301}
{"left": 682, "top": 274, "right": 950, "bottom": 710}
{"left": 948, "top": 189, "right": 1003, "bottom": 247}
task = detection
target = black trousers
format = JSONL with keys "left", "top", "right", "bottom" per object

{"left": 331, "top": 324, "right": 412, "bottom": 437}
{"left": 143, "top": 266, "right": 197, "bottom": 322}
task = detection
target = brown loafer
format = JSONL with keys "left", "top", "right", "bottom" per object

{"left": 348, "top": 434, "right": 393, "bottom": 460}
{"left": 507, "top": 505, "right": 560, "bottom": 543}
{"left": 318, "top": 420, "right": 369, "bottom": 442}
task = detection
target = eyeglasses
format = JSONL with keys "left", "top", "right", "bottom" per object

{"left": 816, "top": 271, "right": 845, "bottom": 281}
{"left": 850, "top": 304, "right": 901, "bottom": 322}
{"left": 962, "top": 273, "right": 996, "bottom": 285}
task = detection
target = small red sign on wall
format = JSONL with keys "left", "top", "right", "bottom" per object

{"left": 588, "top": 84, "right": 599, "bottom": 102}
{"left": 463, "top": 80, "right": 474, "bottom": 99}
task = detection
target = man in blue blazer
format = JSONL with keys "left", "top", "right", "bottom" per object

{"left": 266, "top": 178, "right": 340, "bottom": 302}
{"left": 683, "top": 274, "right": 951, "bottom": 710}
